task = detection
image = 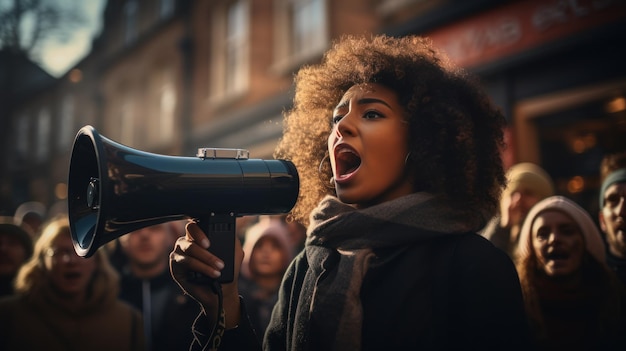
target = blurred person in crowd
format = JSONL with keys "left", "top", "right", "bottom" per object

{"left": 598, "top": 151, "right": 626, "bottom": 286}
{"left": 13, "top": 201, "right": 47, "bottom": 238}
{"left": 239, "top": 216, "right": 294, "bottom": 342}
{"left": 0, "top": 215, "right": 144, "bottom": 351}
{"left": 0, "top": 217, "right": 33, "bottom": 296}
{"left": 118, "top": 221, "right": 198, "bottom": 351}
{"left": 482, "top": 162, "right": 555, "bottom": 258}
{"left": 516, "top": 196, "right": 626, "bottom": 350}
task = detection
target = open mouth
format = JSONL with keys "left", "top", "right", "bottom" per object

{"left": 545, "top": 251, "right": 570, "bottom": 261}
{"left": 334, "top": 145, "right": 361, "bottom": 178}
{"left": 63, "top": 272, "right": 83, "bottom": 281}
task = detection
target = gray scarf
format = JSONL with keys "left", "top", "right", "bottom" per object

{"left": 292, "top": 192, "right": 485, "bottom": 351}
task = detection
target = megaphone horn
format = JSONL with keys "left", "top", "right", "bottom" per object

{"left": 68, "top": 125, "right": 299, "bottom": 283}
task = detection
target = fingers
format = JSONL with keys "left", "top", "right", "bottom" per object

{"left": 185, "top": 221, "right": 210, "bottom": 249}
{"left": 172, "top": 235, "right": 225, "bottom": 280}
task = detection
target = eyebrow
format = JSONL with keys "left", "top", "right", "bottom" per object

{"left": 334, "top": 97, "right": 393, "bottom": 112}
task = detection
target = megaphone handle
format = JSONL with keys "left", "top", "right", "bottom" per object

{"left": 191, "top": 214, "right": 236, "bottom": 284}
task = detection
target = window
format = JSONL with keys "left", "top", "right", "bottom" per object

{"left": 289, "top": 0, "right": 326, "bottom": 57}
{"left": 159, "top": 80, "right": 176, "bottom": 142}
{"left": 36, "top": 108, "right": 51, "bottom": 161}
{"left": 124, "top": 0, "right": 138, "bottom": 45}
{"left": 210, "top": 0, "right": 250, "bottom": 102}
{"left": 274, "top": 0, "right": 327, "bottom": 71}
{"left": 58, "top": 94, "right": 75, "bottom": 151}
{"left": 149, "top": 68, "right": 176, "bottom": 144}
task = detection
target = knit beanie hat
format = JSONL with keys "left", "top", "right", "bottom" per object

{"left": 599, "top": 168, "right": 626, "bottom": 209}
{"left": 517, "top": 196, "right": 605, "bottom": 264}
{"left": 503, "top": 163, "right": 555, "bottom": 200}
{"left": 241, "top": 217, "right": 294, "bottom": 279}
{"left": 0, "top": 216, "right": 34, "bottom": 258}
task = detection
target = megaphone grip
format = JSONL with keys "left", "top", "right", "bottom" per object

{"left": 191, "top": 214, "right": 236, "bottom": 284}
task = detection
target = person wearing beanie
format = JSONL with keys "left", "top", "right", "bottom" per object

{"left": 238, "top": 216, "right": 294, "bottom": 342}
{"left": 599, "top": 161, "right": 626, "bottom": 286}
{"left": 482, "top": 162, "right": 555, "bottom": 259}
{"left": 515, "top": 196, "right": 626, "bottom": 350}
{"left": 0, "top": 217, "right": 33, "bottom": 297}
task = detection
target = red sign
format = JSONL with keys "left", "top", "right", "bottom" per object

{"left": 426, "top": 0, "right": 626, "bottom": 68}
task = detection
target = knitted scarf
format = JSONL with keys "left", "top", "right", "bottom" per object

{"left": 292, "top": 192, "right": 485, "bottom": 351}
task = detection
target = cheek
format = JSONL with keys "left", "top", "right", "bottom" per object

{"left": 532, "top": 239, "right": 545, "bottom": 261}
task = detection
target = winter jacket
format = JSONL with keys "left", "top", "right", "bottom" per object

{"left": 0, "top": 285, "right": 144, "bottom": 351}
{"left": 191, "top": 193, "right": 535, "bottom": 350}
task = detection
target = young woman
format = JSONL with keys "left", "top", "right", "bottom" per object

{"left": 0, "top": 215, "right": 144, "bottom": 351}
{"left": 516, "top": 196, "right": 626, "bottom": 350}
{"left": 238, "top": 217, "right": 294, "bottom": 342}
{"left": 170, "top": 34, "right": 533, "bottom": 350}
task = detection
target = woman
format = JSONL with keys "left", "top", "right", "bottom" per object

{"left": 516, "top": 196, "right": 626, "bottom": 350}
{"left": 239, "top": 217, "right": 294, "bottom": 342}
{"left": 170, "top": 34, "right": 533, "bottom": 350}
{"left": 0, "top": 215, "right": 144, "bottom": 351}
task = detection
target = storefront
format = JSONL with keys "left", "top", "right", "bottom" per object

{"left": 414, "top": 0, "right": 626, "bottom": 213}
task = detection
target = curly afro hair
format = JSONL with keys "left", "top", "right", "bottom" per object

{"left": 274, "top": 35, "right": 507, "bottom": 227}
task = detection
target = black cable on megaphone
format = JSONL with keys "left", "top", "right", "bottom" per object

{"left": 67, "top": 125, "right": 299, "bottom": 284}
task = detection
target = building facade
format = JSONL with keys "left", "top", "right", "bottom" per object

{"left": 1, "top": 0, "right": 625, "bottom": 219}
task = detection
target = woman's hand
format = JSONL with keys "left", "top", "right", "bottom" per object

{"left": 170, "top": 221, "right": 243, "bottom": 328}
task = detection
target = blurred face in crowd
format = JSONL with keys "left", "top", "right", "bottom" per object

{"left": 600, "top": 182, "right": 626, "bottom": 258}
{"left": 531, "top": 210, "right": 585, "bottom": 277}
{"left": 44, "top": 232, "right": 97, "bottom": 298}
{"left": 502, "top": 186, "right": 543, "bottom": 228}
{"left": 120, "top": 223, "right": 174, "bottom": 275}
{"left": 250, "top": 236, "right": 287, "bottom": 277}
{"left": 0, "top": 233, "right": 28, "bottom": 277}
{"left": 328, "top": 83, "right": 413, "bottom": 208}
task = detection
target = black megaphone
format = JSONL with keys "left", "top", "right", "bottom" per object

{"left": 67, "top": 125, "right": 299, "bottom": 283}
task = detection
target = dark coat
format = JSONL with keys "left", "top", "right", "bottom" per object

{"left": 119, "top": 267, "right": 200, "bottom": 351}
{"left": 265, "top": 232, "right": 534, "bottom": 351}
{"left": 192, "top": 194, "right": 535, "bottom": 350}
{"left": 194, "top": 232, "right": 534, "bottom": 351}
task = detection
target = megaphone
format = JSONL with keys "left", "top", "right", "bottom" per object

{"left": 68, "top": 125, "right": 299, "bottom": 283}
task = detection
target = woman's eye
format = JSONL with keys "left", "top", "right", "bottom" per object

{"left": 332, "top": 115, "right": 343, "bottom": 124}
{"left": 363, "top": 110, "right": 382, "bottom": 119}
{"left": 535, "top": 228, "right": 549, "bottom": 240}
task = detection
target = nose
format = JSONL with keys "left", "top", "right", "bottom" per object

{"left": 60, "top": 252, "right": 78, "bottom": 263}
{"left": 335, "top": 111, "right": 357, "bottom": 138}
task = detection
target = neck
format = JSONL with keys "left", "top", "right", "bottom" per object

{"left": 130, "top": 260, "right": 167, "bottom": 279}
{"left": 254, "top": 274, "right": 282, "bottom": 292}
{"left": 51, "top": 286, "right": 87, "bottom": 312}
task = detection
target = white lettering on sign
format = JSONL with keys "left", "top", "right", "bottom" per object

{"left": 442, "top": 18, "right": 522, "bottom": 62}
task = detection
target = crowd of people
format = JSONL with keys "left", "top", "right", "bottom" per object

{"left": 1, "top": 33, "right": 625, "bottom": 350}
{"left": 0, "top": 204, "right": 304, "bottom": 351}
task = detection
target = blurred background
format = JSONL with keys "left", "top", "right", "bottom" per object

{"left": 1, "top": 0, "right": 625, "bottom": 220}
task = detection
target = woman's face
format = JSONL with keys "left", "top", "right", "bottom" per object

{"left": 44, "top": 232, "right": 97, "bottom": 298}
{"left": 531, "top": 210, "right": 585, "bottom": 277}
{"left": 328, "top": 83, "right": 413, "bottom": 208}
{"left": 250, "top": 236, "right": 287, "bottom": 277}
